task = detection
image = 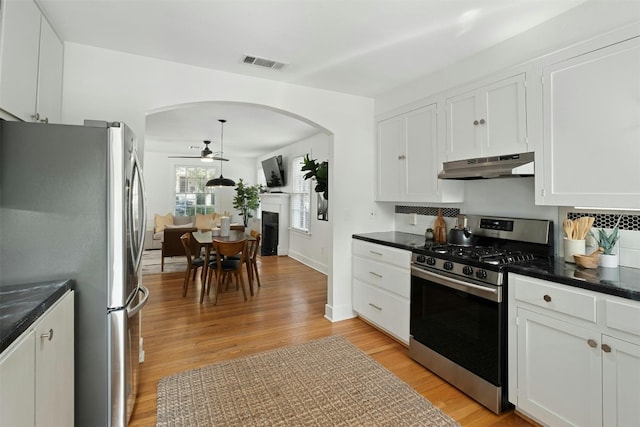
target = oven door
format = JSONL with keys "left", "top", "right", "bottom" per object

{"left": 410, "top": 265, "right": 505, "bottom": 386}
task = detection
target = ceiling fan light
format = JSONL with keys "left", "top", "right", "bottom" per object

{"left": 200, "top": 157, "right": 214, "bottom": 163}
{"left": 206, "top": 175, "right": 236, "bottom": 187}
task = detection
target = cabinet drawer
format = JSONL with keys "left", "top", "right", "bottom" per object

{"left": 352, "top": 255, "right": 410, "bottom": 298}
{"left": 513, "top": 275, "right": 596, "bottom": 323}
{"left": 352, "top": 239, "right": 411, "bottom": 268}
{"left": 353, "top": 279, "right": 409, "bottom": 344}
{"left": 605, "top": 298, "right": 640, "bottom": 338}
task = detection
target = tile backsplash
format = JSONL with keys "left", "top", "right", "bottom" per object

{"left": 564, "top": 210, "right": 640, "bottom": 269}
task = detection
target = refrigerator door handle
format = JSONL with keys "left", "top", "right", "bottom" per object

{"left": 128, "top": 285, "right": 149, "bottom": 318}
{"left": 129, "top": 149, "right": 147, "bottom": 272}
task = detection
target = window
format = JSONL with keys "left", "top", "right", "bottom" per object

{"left": 174, "top": 166, "right": 217, "bottom": 216}
{"left": 290, "top": 156, "right": 310, "bottom": 232}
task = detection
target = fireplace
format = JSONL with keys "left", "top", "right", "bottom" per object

{"left": 261, "top": 211, "right": 279, "bottom": 256}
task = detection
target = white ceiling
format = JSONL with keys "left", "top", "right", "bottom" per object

{"left": 37, "top": 0, "right": 586, "bottom": 157}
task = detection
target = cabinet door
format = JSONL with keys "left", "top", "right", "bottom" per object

{"left": 602, "top": 335, "right": 640, "bottom": 427}
{"left": 483, "top": 73, "right": 528, "bottom": 157}
{"left": 517, "top": 308, "right": 602, "bottom": 427}
{"left": 0, "top": 0, "right": 41, "bottom": 121}
{"left": 540, "top": 36, "right": 640, "bottom": 209}
{"left": 376, "top": 114, "right": 405, "bottom": 201}
{"left": 405, "top": 104, "right": 438, "bottom": 201}
{"left": 0, "top": 330, "right": 36, "bottom": 427}
{"left": 34, "top": 291, "right": 74, "bottom": 427}
{"left": 445, "top": 89, "right": 479, "bottom": 161}
{"left": 35, "top": 16, "right": 63, "bottom": 124}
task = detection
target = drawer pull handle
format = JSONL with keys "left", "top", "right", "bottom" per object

{"left": 369, "top": 271, "right": 383, "bottom": 278}
{"left": 601, "top": 344, "right": 612, "bottom": 353}
{"left": 368, "top": 303, "right": 382, "bottom": 311}
{"left": 587, "top": 339, "right": 598, "bottom": 348}
{"left": 543, "top": 294, "right": 551, "bottom": 302}
{"left": 369, "top": 251, "right": 383, "bottom": 256}
{"left": 40, "top": 328, "right": 54, "bottom": 341}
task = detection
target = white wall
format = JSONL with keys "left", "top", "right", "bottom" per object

{"left": 143, "top": 151, "right": 256, "bottom": 224}
{"left": 60, "top": 43, "right": 390, "bottom": 321}
{"left": 376, "top": 2, "right": 640, "bottom": 115}
{"left": 258, "top": 132, "right": 331, "bottom": 274}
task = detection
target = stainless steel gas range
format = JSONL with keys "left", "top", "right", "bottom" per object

{"left": 409, "top": 215, "right": 553, "bottom": 414}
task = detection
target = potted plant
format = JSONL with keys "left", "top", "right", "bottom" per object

{"left": 591, "top": 216, "right": 622, "bottom": 268}
{"left": 301, "top": 154, "right": 328, "bottom": 200}
{"left": 232, "top": 179, "right": 262, "bottom": 227}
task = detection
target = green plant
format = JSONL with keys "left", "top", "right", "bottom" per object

{"left": 301, "top": 154, "right": 328, "bottom": 200}
{"left": 232, "top": 179, "right": 262, "bottom": 226}
{"left": 590, "top": 216, "right": 622, "bottom": 255}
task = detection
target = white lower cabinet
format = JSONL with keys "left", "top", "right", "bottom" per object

{"left": 352, "top": 239, "right": 410, "bottom": 345}
{"left": 0, "top": 290, "right": 74, "bottom": 427}
{"left": 509, "top": 274, "right": 640, "bottom": 427}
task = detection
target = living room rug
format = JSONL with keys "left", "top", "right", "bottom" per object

{"left": 141, "top": 250, "right": 187, "bottom": 275}
{"left": 156, "top": 335, "right": 459, "bottom": 426}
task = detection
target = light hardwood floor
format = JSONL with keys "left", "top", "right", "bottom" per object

{"left": 130, "top": 254, "right": 533, "bottom": 426}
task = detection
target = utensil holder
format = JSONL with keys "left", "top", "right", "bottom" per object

{"left": 564, "top": 238, "right": 585, "bottom": 263}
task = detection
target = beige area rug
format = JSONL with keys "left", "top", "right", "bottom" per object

{"left": 141, "top": 250, "right": 188, "bottom": 275}
{"left": 156, "top": 335, "right": 460, "bottom": 427}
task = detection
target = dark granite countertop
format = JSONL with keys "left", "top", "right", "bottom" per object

{"left": 507, "top": 260, "right": 640, "bottom": 301}
{"left": 352, "top": 232, "right": 640, "bottom": 301}
{"left": 353, "top": 231, "right": 428, "bottom": 251}
{"left": 0, "top": 279, "right": 74, "bottom": 353}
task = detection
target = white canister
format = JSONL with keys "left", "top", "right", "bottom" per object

{"left": 564, "top": 238, "right": 586, "bottom": 263}
{"left": 220, "top": 216, "right": 231, "bottom": 237}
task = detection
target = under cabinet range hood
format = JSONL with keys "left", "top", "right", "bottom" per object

{"left": 438, "top": 152, "right": 534, "bottom": 180}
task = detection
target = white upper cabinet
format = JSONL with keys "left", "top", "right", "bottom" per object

{"left": 376, "top": 103, "right": 463, "bottom": 202}
{"left": 444, "top": 73, "right": 529, "bottom": 162}
{"left": 0, "top": 0, "right": 63, "bottom": 123}
{"left": 537, "top": 34, "right": 640, "bottom": 209}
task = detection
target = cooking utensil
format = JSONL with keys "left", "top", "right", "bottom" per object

{"left": 574, "top": 216, "right": 595, "bottom": 240}
{"left": 563, "top": 219, "right": 575, "bottom": 240}
{"left": 448, "top": 228, "right": 474, "bottom": 246}
{"left": 433, "top": 208, "right": 447, "bottom": 244}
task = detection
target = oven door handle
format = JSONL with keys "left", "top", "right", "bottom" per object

{"left": 411, "top": 266, "right": 501, "bottom": 302}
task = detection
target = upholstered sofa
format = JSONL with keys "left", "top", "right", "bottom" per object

{"left": 144, "top": 213, "right": 223, "bottom": 251}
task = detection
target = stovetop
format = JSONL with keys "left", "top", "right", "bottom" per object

{"left": 417, "top": 244, "right": 537, "bottom": 266}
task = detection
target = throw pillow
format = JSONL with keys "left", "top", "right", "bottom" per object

{"left": 195, "top": 213, "right": 218, "bottom": 229}
{"left": 154, "top": 213, "right": 174, "bottom": 233}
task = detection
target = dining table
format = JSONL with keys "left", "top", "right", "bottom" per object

{"left": 192, "top": 229, "right": 256, "bottom": 302}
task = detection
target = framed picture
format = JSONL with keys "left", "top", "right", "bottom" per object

{"left": 317, "top": 193, "right": 328, "bottom": 221}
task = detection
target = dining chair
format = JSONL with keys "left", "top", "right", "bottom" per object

{"left": 247, "top": 230, "right": 262, "bottom": 290}
{"left": 208, "top": 239, "right": 248, "bottom": 305}
{"left": 180, "top": 232, "right": 215, "bottom": 298}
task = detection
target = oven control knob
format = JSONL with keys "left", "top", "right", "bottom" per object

{"left": 476, "top": 270, "right": 488, "bottom": 279}
{"left": 443, "top": 261, "right": 454, "bottom": 270}
{"left": 416, "top": 255, "right": 426, "bottom": 263}
{"left": 426, "top": 257, "right": 436, "bottom": 266}
{"left": 463, "top": 266, "right": 474, "bottom": 276}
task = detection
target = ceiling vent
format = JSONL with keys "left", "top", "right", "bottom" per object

{"left": 242, "top": 55, "right": 287, "bottom": 70}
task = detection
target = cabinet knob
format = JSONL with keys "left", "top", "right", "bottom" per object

{"left": 587, "top": 339, "right": 598, "bottom": 348}
{"left": 479, "top": 118, "right": 486, "bottom": 125}
{"left": 398, "top": 155, "right": 406, "bottom": 160}
{"left": 473, "top": 120, "right": 479, "bottom": 125}
{"left": 40, "top": 328, "right": 54, "bottom": 341}
{"left": 601, "top": 344, "right": 612, "bottom": 353}
{"left": 543, "top": 294, "right": 552, "bottom": 302}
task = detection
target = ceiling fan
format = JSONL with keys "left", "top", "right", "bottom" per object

{"left": 168, "top": 140, "right": 229, "bottom": 162}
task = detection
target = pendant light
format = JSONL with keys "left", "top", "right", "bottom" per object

{"left": 206, "top": 119, "right": 236, "bottom": 187}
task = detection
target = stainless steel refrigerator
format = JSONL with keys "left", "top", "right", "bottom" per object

{"left": 0, "top": 119, "right": 149, "bottom": 427}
